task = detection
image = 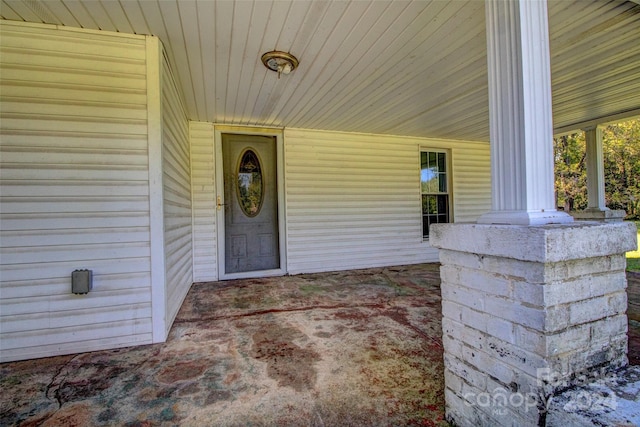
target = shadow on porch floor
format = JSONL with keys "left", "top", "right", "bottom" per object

{"left": 2, "top": 265, "right": 639, "bottom": 426}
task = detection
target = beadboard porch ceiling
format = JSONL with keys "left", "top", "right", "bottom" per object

{"left": 1, "top": 0, "right": 639, "bottom": 141}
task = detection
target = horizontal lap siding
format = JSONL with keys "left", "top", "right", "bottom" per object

{"left": 283, "top": 128, "right": 490, "bottom": 274}
{"left": 0, "top": 22, "right": 152, "bottom": 362}
{"left": 451, "top": 146, "right": 491, "bottom": 222}
{"left": 284, "top": 129, "right": 424, "bottom": 274}
{"left": 161, "top": 55, "right": 193, "bottom": 333}
{"left": 189, "top": 122, "right": 217, "bottom": 282}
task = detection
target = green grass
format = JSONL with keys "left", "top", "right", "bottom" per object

{"left": 627, "top": 221, "right": 640, "bottom": 272}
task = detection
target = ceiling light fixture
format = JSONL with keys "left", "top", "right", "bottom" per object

{"left": 261, "top": 51, "right": 299, "bottom": 79}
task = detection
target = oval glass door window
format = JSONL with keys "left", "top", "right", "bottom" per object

{"left": 236, "top": 149, "right": 264, "bottom": 217}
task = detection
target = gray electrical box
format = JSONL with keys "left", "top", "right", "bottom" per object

{"left": 72, "top": 269, "right": 93, "bottom": 294}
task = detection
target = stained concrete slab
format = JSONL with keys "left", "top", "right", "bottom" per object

{"left": 0, "top": 264, "right": 447, "bottom": 427}
{"left": 1, "top": 265, "right": 639, "bottom": 426}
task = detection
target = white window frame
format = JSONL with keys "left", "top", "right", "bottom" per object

{"left": 420, "top": 148, "right": 453, "bottom": 240}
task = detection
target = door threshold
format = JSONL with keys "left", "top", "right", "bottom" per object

{"left": 220, "top": 268, "right": 286, "bottom": 281}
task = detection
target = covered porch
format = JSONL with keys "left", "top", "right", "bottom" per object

{"left": 2, "top": 264, "right": 639, "bottom": 426}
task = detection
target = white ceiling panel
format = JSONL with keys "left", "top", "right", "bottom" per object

{"left": 57, "top": 0, "right": 99, "bottom": 29}
{"left": 1, "top": 0, "right": 639, "bottom": 141}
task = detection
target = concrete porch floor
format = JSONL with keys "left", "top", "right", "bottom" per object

{"left": 2, "top": 264, "right": 639, "bottom": 427}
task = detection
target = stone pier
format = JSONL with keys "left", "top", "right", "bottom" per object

{"left": 430, "top": 221, "right": 637, "bottom": 426}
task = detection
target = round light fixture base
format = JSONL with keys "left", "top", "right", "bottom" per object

{"left": 261, "top": 51, "right": 299, "bottom": 78}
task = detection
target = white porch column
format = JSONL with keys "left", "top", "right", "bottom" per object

{"left": 431, "top": 1, "right": 638, "bottom": 426}
{"left": 584, "top": 126, "right": 607, "bottom": 210}
{"left": 478, "top": 0, "right": 572, "bottom": 225}
{"left": 571, "top": 126, "right": 626, "bottom": 222}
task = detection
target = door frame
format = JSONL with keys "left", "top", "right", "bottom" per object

{"left": 214, "top": 125, "right": 287, "bottom": 280}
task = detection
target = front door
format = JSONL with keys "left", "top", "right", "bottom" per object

{"left": 221, "top": 133, "right": 280, "bottom": 274}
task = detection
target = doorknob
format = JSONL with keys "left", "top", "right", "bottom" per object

{"left": 217, "top": 196, "right": 227, "bottom": 211}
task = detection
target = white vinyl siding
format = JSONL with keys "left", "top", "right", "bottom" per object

{"left": 161, "top": 54, "right": 193, "bottom": 332}
{"left": 0, "top": 21, "right": 194, "bottom": 362}
{"left": 0, "top": 21, "right": 152, "bottom": 362}
{"left": 283, "top": 128, "right": 490, "bottom": 274}
{"left": 188, "top": 127, "right": 491, "bottom": 276}
{"left": 190, "top": 122, "right": 218, "bottom": 282}
{"left": 450, "top": 146, "right": 492, "bottom": 222}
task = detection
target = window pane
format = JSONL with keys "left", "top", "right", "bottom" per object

{"left": 438, "top": 152, "right": 446, "bottom": 172}
{"left": 421, "top": 167, "right": 437, "bottom": 193}
{"left": 423, "top": 215, "right": 439, "bottom": 238}
{"left": 430, "top": 176, "right": 439, "bottom": 193}
{"left": 237, "top": 149, "right": 264, "bottom": 217}
{"left": 429, "top": 152, "right": 436, "bottom": 169}
{"left": 438, "top": 172, "right": 447, "bottom": 193}
{"left": 430, "top": 196, "right": 438, "bottom": 214}
{"left": 437, "top": 195, "right": 448, "bottom": 215}
{"left": 423, "top": 196, "right": 438, "bottom": 215}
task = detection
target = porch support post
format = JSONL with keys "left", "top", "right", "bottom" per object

{"left": 430, "top": 1, "right": 638, "bottom": 426}
{"left": 584, "top": 126, "right": 606, "bottom": 210}
{"left": 571, "top": 126, "right": 626, "bottom": 222}
{"left": 478, "top": 0, "right": 572, "bottom": 225}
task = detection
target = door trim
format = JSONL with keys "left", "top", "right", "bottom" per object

{"left": 214, "top": 126, "right": 287, "bottom": 280}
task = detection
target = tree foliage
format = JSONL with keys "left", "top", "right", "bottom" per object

{"left": 603, "top": 120, "right": 640, "bottom": 217}
{"left": 554, "top": 119, "right": 640, "bottom": 219}
{"left": 554, "top": 132, "right": 586, "bottom": 212}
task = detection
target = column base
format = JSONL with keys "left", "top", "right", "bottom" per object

{"left": 477, "top": 210, "right": 574, "bottom": 226}
{"left": 431, "top": 222, "right": 637, "bottom": 427}
{"left": 571, "top": 209, "right": 626, "bottom": 223}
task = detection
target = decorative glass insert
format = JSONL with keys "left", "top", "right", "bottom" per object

{"left": 421, "top": 151, "right": 449, "bottom": 238}
{"left": 237, "top": 149, "right": 264, "bottom": 217}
